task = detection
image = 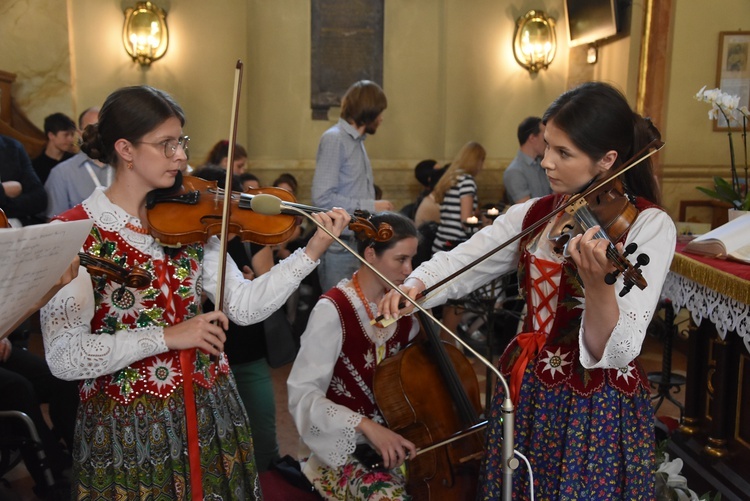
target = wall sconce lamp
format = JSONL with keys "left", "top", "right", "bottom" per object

{"left": 513, "top": 10, "right": 557, "bottom": 73}
{"left": 122, "top": 1, "right": 169, "bottom": 67}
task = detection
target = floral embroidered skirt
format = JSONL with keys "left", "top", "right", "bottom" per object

{"left": 303, "top": 455, "right": 410, "bottom": 500}
{"left": 479, "top": 362, "right": 655, "bottom": 500}
{"left": 72, "top": 372, "right": 260, "bottom": 500}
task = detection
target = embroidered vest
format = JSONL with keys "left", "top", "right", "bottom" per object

{"left": 322, "top": 287, "right": 413, "bottom": 422}
{"left": 498, "top": 194, "right": 659, "bottom": 397}
{"left": 57, "top": 205, "right": 229, "bottom": 404}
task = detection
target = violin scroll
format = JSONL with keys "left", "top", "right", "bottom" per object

{"left": 78, "top": 252, "right": 151, "bottom": 289}
{"left": 351, "top": 210, "right": 394, "bottom": 242}
{"left": 604, "top": 243, "right": 650, "bottom": 296}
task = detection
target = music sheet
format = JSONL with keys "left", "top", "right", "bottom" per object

{"left": 0, "top": 219, "right": 92, "bottom": 337}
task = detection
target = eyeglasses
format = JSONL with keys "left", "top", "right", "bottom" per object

{"left": 137, "top": 135, "right": 190, "bottom": 159}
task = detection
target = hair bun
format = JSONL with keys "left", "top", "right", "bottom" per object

{"left": 80, "top": 123, "right": 108, "bottom": 162}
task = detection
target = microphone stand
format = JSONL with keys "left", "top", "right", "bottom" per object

{"left": 252, "top": 195, "right": 517, "bottom": 501}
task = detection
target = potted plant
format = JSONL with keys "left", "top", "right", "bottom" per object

{"left": 694, "top": 86, "right": 750, "bottom": 215}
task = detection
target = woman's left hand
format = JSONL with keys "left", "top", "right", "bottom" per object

{"left": 568, "top": 226, "right": 620, "bottom": 285}
{"left": 304, "top": 208, "right": 351, "bottom": 261}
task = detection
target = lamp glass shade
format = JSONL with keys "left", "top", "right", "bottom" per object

{"left": 513, "top": 10, "right": 556, "bottom": 73}
{"left": 123, "top": 2, "right": 168, "bottom": 66}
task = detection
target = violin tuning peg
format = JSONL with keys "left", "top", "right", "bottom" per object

{"left": 636, "top": 253, "right": 650, "bottom": 267}
{"left": 604, "top": 272, "right": 618, "bottom": 285}
{"left": 619, "top": 282, "right": 634, "bottom": 297}
{"left": 623, "top": 242, "right": 638, "bottom": 257}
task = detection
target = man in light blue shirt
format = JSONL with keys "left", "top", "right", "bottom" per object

{"left": 44, "top": 107, "right": 114, "bottom": 220}
{"left": 503, "top": 116, "right": 551, "bottom": 204}
{"left": 311, "top": 80, "right": 394, "bottom": 291}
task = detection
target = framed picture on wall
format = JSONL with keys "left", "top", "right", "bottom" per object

{"left": 714, "top": 31, "right": 750, "bottom": 131}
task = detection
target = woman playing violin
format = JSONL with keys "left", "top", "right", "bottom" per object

{"left": 379, "top": 81, "right": 676, "bottom": 500}
{"left": 40, "top": 85, "right": 350, "bottom": 500}
{"left": 288, "top": 212, "right": 420, "bottom": 500}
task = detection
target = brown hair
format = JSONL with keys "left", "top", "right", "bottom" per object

{"left": 81, "top": 85, "right": 184, "bottom": 167}
{"left": 340, "top": 80, "right": 387, "bottom": 128}
{"left": 204, "top": 139, "right": 248, "bottom": 167}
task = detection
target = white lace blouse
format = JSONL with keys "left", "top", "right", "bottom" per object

{"left": 41, "top": 188, "right": 318, "bottom": 381}
{"left": 287, "top": 281, "right": 420, "bottom": 468}
{"left": 412, "top": 198, "right": 676, "bottom": 370}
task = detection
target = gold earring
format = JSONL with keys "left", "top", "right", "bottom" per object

{"left": 127, "top": 162, "right": 133, "bottom": 170}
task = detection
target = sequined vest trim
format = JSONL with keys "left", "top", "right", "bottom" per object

{"left": 57, "top": 205, "right": 229, "bottom": 404}
{"left": 321, "top": 287, "right": 413, "bottom": 422}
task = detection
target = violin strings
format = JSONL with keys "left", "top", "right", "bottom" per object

{"left": 574, "top": 209, "right": 623, "bottom": 265}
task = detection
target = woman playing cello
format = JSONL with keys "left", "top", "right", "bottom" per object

{"left": 379, "top": 81, "right": 676, "bottom": 499}
{"left": 287, "top": 212, "right": 420, "bottom": 500}
{"left": 40, "top": 85, "right": 350, "bottom": 499}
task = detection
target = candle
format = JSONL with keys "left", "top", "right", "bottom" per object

{"left": 465, "top": 216, "right": 479, "bottom": 225}
{"left": 486, "top": 207, "right": 499, "bottom": 216}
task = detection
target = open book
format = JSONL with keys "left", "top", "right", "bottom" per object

{"left": 683, "top": 213, "right": 750, "bottom": 263}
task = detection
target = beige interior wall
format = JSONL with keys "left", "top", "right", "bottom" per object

{"left": 2, "top": 0, "right": 746, "bottom": 218}
{"left": 0, "top": 0, "right": 74, "bottom": 125}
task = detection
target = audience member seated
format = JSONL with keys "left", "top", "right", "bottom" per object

{"left": 401, "top": 159, "right": 447, "bottom": 221}
{"left": 503, "top": 116, "right": 551, "bottom": 204}
{"left": 0, "top": 331, "right": 78, "bottom": 497}
{"left": 272, "top": 172, "right": 298, "bottom": 194}
{"left": 32, "top": 113, "right": 77, "bottom": 185}
{"left": 413, "top": 161, "right": 449, "bottom": 228}
{"left": 44, "top": 107, "right": 114, "bottom": 220}
{"left": 199, "top": 139, "right": 248, "bottom": 175}
{"left": 240, "top": 172, "right": 261, "bottom": 191}
{"left": 0, "top": 135, "right": 47, "bottom": 227}
{"left": 272, "top": 173, "right": 304, "bottom": 261}
{"left": 287, "top": 212, "right": 419, "bottom": 499}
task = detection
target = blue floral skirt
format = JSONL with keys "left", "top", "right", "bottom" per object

{"left": 478, "top": 363, "right": 655, "bottom": 500}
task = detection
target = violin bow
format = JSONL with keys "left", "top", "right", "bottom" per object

{"left": 214, "top": 60, "right": 244, "bottom": 311}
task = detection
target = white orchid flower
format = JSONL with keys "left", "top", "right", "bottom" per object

{"left": 694, "top": 85, "right": 707, "bottom": 101}
{"left": 703, "top": 87, "right": 722, "bottom": 104}
{"left": 718, "top": 92, "right": 741, "bottom": 111}
{"left": 656, "top": 454, "right": 689, "bottom": 488}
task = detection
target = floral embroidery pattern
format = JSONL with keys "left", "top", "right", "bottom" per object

{"left": 146, "top": 356, "right": 180, "bottom": 392}
{"left": 331, "top": 377, "right": 354, "bottom": 399}
{"left": 539, "top": 347, "right": 572, "bottom": 379}
{"left": 309, "top": 458, "right": 410, "bottom": 500}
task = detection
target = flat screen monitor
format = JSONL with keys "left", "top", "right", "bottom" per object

{"left": 565, "top": 0, "right": 620, "bottom": 47}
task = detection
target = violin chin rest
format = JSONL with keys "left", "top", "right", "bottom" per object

{"left": 373, "top": 316, "right": 397, "bottom": 328}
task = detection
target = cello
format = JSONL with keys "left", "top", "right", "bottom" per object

{"left": 373, "top": 311, "right": 486, "bottom": 499}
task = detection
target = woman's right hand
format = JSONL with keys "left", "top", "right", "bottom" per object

{"left": 376, "top": 278, "right": 426, "bottom": 322}
{"left": 356, "top": 417, "right": 417, "bottom": 470}
{"left": 163, "top": 310, "right": 228, "bottom": 356}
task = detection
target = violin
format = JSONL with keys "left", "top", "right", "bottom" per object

{"left": 145, "top": 173, "right": 393, "bottom": 247}
{"left": 0, "top": 208, "right": 8, "bottom": 228}
{"left": 547, "top": 177, "right": 650, "bottom": 296}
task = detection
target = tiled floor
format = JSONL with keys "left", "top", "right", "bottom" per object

{"left": 3, "top": 309, "right": 688, "bottom": 500}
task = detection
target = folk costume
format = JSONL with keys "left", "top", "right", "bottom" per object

{"left": 411, "top": 195, "right": 675, "bottom": 500}
{"left": 41, "top": 187, "right": 320, "bottom": 499}
{"left": 288, "top": 279, "right": 420, "bottom": 500}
